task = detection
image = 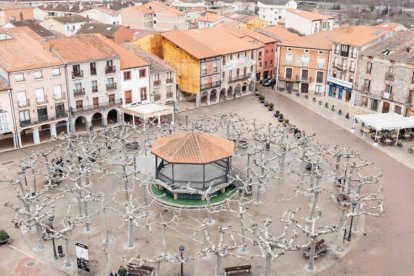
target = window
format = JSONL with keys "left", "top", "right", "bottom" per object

{"left": 304, "top": 49, "right": 309, "bottom": 54}
{"left": 52, "top": 68, "right": 60, "bottom": 76}
{"left": 411, "top": 71, "right": 414, "bottom": 84}
{"left": 318, "top": 50, "right": 323, "bottom": 55}
{"left": 201, "top": 63, "right": 207, "bottom": 75}
{"left": 139, "top": 68, "right": 146, "bottom": 78}
{"left": 73, "top": 64, "right": 81, "bottom": 74}
{"left": 213, "top": 62, "right": 218, "bottom": 73}
{"left": 19, "top": 110, "right": 30, "bottom": 124}
{"left": 316, "top": 71, "right": 324, "bottom": 83}
{"left": 237, "top": 53, "right": 240, "bottom": 59}
{"left": 0, "top": 112, "right": 9, "bottom": 132}
{"left": 140, "top": 87, "right": 147, "bottom": 101}
{"left": 125, "top": 90, "right": 132, "bottom": 104}
{"left": 285, "top": 53, "right": 293, "bottom": 65}
{"left": 37, "top": 107, "right": 48, "bottom": 122}
{"left": 124, "top": 71, "right": 131, "bottom": 80}
{"left": 385, "top": 84, "right": 393, "bottom": 94}
{"left": 223, "top": 56, "right": 226, "bottom": 65}
{"left": 250, "top": 65, "right": 254, "bottom": 72}
{"left": 285, "top": 68, "right": 292, "bottom": 79}
{"left": 35, "top": 88, "right": 45, "bottom": 103}
{"left": 109, "top": 94, "right": 115, "bottom": 104}
{"left": 302, "top": 56, "right": 309, "bottom": 67}
{"left": 90, "top": 62, "right": 96, "bottom": 75}
{"left": 107, "top": 78, "right": 114, "bottom": 85}
{"left": 93, "top": 97, "right": 99, "bottom": 108}
{"left": 91, "top": 80, "right": 98, "bottom": 92}
{"left": 317, "top": 57, "right": 325, "bottom": 69}
{"left": 106, "top": 60, "right": 113, "bottom": 68}
{"left": 265, "top": 61, "right": 268, "bottom": 66}
{"left": 74, "top": 83, "right": 82, "bottom": 90}
{"left": 34, "top": 70, "right": 42, "bottom": 79}
{"left": 258, "top": 52, "right": 262, "bottom": 61}
{"left": 15, "top": 73, "right": 24, "bottom": 82}
{"left": 251, "top": 51, "right": 254, "bottom": 59}
{"left": 295, "top": 56, "right": 302, "bottom": 66}
{"left": 270, "top": 60, "right": 273, "bottom": 65}
{"left": 76, "top": 100, "right": 83, "bottom": 110}
{"left": 301, "top": 70, "right": 308, "bottom": 81}
{"left": 54, "top": 85, "right": 62, "bottom": 99}
{"left": 55, "top": 103, "right": 65, "bottom": 117}
{"left": 407, "top": 90, "right": 414, "bottom": 104}
{"left": 17, "top": 91, "right": 27, "bottom": 107}
{"left": 394, "top": 105, "right": 402, "bottom": 114}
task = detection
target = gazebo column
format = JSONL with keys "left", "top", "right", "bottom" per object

{"left": 158, "top": 114, "right": 161, "bottom": 126}
{"left": 172, "top": 164, "right": 175, "bottom": 186}
{"left": 155, "top": 156, "right": 158, "bottom": 178}
{"left": 132, "top": 115, "right": 136, "bottom": 128}
{"left": 203, "top": 164, "right": 206, "bottom": 190}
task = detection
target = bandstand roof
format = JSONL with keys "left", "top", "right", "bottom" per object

{"left": 354, "top": 113, "right": 414, "bottom": 131}
{"left": 151, "top": 131, "right": 234, "bottom": 164}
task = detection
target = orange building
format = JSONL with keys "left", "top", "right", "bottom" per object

{"left": 277, "top": 30, "right": 336, "bottom": 95}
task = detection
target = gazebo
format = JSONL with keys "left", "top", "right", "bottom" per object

{"left": 151, "top": 131, "right": 234, "bottom": 199}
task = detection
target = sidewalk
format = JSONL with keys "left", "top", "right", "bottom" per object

{"left": 270, "top": 90, "right": 414, "bottom": 171}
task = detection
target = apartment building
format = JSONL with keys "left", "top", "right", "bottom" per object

{"left": 0, "top": 80, "right": 15, "bottom": 149}
{"left": 327, "top": 24, "right": 404, "bottom": 103}
{"left": 257, "top": 0, "right": 297, "bottom": 26}
{"left": 161, "top": 27, "right": 260, "bottom": 107}
{"left": 0, "top": 4, "right": 35, "bottom": 26}
{"left": 48, "top": 34, "right": 123, "bottom": 132}
{"left": 355, "top": 28, "right": 414, "bottom": 116}
{"left": 40, "top": 15, "right": 88, "bottom": 36}
{"left": 278, "top": 31, "right": 333, "bottom": 95}
{"left": 196, "top": 12, "right": 225, "bottom": 28}
{"left": 123, "top": 44, "right": 177, "bottom": 105}
{"left": 80, "top": 7, "right": 121, "bottom": 25}
{"left": 0, "top": 30, "right": 68, "bottom": 148}
{"left": 285, "top": 9, "right": 334, "bottom": 36}
{"left": 121, "top": 1, "right": 188, "bottom": 31}
{"left": 77, "top": 23, "right": 133, "bottom": 43}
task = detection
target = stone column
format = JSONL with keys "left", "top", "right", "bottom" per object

{"left": 102, "top": 115, "right": 108, "bottom": 127}
{"left": 32, "top": 127, "right": 40, "bottom": 144}
{"left": 196, "top": 94, "right": 200, "bottom": 108}
{"left": 50, "top": 123, "right": 57, "bottom": 139}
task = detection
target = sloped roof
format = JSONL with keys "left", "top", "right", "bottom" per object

{"left": 151, "top": 131, "right": 234, "bottom": 164}
{"left": 161, "top": 27, "right": 262, "bottom": 59}
{"left": 262, "top": 25, "right": 300, "bottom": 42}
{"left": 360, "top": 28, "right": 414, "bottom": 64}
{"left": 77, "top": 23, "right": 122, "bottom": 38}
{"left": 142, "top": 1, "right": 183, "bottom": 16}
{"left": 11, "top": 20, "right": 54, "bottom": 38}
{"left": 281, "top": 29, "right": 340, "bottom": 50}
{"left": 51, "top": 15, "right": 88, "bottom": 24}
{"left": 222, "top": 26, "right": 276, "bottom": 44}
{"left": 331, "top": 25, "right": 394, "bottom": 46}
{"left": 287, "top": 8, "right": 333, "bottom": 21}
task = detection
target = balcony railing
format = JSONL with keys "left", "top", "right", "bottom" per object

{"left": 19, "top": 112, "right": 69, "bottom": 128}
{"left": 105, "top": 66, "right": 116, "bottom": 74}
{"left": 381, "top": 91, "right": 393, "bottom": 101}
{"left": 301, "top": 76, "right": 312, "bottom": 82}
{"left": 167, "top": 92, "right": 174, "bottom": 98}
{"left": 106, "top": 83, "right": 117, "bottom": 91}
{"left": 228, "top": 74, "right": 249, "bottom": 82}
{"left": 166, "top": 78, "right": 174, "bottom": 84}
{"left": 38, "top": 114, "right": 49, "bottom": 123}
{"left": 73, "top": 88, "right": 85, "bottom": 96}
{"left": 72, "top": 70, "right": 83, "bottom": 79}
{"left": 385, "top": 73, "right": 394, "bottom": 81}
{"left": 72, "top": 99, "right": 122, "bottom": 113}
{"left": 53, "top": 94, "right": 66, "bottom": 101}
{"left": 36, "top": 95, "right": 48, "bottom": 105}
{"left": 334, "top": 64, "right": 347, "bottom": 71}
{"left": 201, "top": 81, "right": 221, "bottom": 90}
{"left": 362, "top": 86, "right": 370, "bottom": 93}
{"left": 153, "top": 80, "right": 161, "bottom": 86}
{"left": 18, "top": 99, "right": 30, "bottom": 108}
{"left": 92, "top": 86, "right": 98, "bottom": 93}
{"left": 279, "top": 75, "right": 299, "bottom": 81}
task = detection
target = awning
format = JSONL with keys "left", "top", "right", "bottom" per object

{"left": 354, "top": 113, "right": 414, "bottom": 131}
{"left": 123, "top": 103, "right": 174, "bottom": 120}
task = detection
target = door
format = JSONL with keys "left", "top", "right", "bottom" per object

{"left": 382, "top": 102, "right": 390, "bottom": 113}
{"left": 93, "top": 97, "right": 99, "bottom": 108}
{"left": 300, "top": 83, "right": 309, "bottom": 94}
{"left": 125, "top": 90, "right": 132, "bottom": 104}
{"left": 345, "top": 91, "right": 352, "bottom": 102}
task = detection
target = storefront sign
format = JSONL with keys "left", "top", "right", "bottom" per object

{"left": 75, "top": 242, "right": 90, "bottom": 272}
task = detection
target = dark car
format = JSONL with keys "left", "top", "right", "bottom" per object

{"left": 263, "top": 78, "right": 276, "bottom": 87}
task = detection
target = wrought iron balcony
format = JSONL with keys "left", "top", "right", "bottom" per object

{"left": 105, "top": 66, "right": 116, "bottom": 74}
{"left": 72, "top": 99, "right": 122, "bottom": 113}
{"left": 106, "top": 83, "right": 117, "bottom": 91}
{"left": 201, "top": 81, "right": 221, "bottom": 90}
{"left": 153, "top": 80, "right": 161, "bottom": 86}
{"left": 166, "top": 78, "right": 174, "bottom": 84}
{"left": 71, "top": 70, "right": 83, "bottom": 79}
{"left": 18, "top": 99, "right": 30, "bottom": 108}
{"left": 73, "top": 88, "right": 85, "bottom": 96}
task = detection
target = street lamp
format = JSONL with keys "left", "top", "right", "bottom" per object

{"left": 48, "top": 215, "right": 58, "bottom": 260}
{"left": 347, "top": 201, "right": 357, "bottom": 242}
{"left": 179, "top": 245, "right": 185, "bottom": 276}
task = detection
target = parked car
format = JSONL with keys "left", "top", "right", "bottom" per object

{"left": 263, "top": 78, "right": 276, "bottom": 87}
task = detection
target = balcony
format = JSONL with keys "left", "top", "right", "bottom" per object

{"left": 167, "top": 92, "right": 174, "bottom": 98}
{"left": 73, "top": 88, "right": 85, "bottom": 96}
{"left": 300, "top": 76, "right": 312, "bottom": 82}
{"left": 228, "top": 74, "right": 250, "bottom": 82}
{"left": 72, "top": 70, "right": 83, "bottom": 79}
{"left": 153, "top": 80, "right": 161, "bottom": 86}
{"left": 349, "top": 67, "right": 355, "bottom": 73}
{"left": 72, "top": 99, "right": 122, "bottom": 113}
{"left": 18, "top": 99, "right": 30, "bottom": 108}
{"left": 362, "top": 86, "right": 370, "bottom": 93}
{"left": 38, "top": 114, "right": 49, "bottom": 123}
{"left": 385, "top": 73, "right": 394, "bottom": 81}
{"left": 19, "top": 113, "right": 69, "bottom": 128}
{"left": 92, "top": 86, "right": 98, "bottom": 93}
{"left": 53, "top": 94, "right": 66, "bottom": 101}
{"left": 381, "top": 91, "right": 393, "bottom": 101}
{"left": 106, "top": 83, "right": 117, "bottom": 91}
{"left": 350, "top": 53, "right": 357, "bottom": 58}
{"left": 36, "top": 95, "right": 48, "bottom": 105}
{"left": 201, "top": 81, "right": 221, "bottom": 90}
{"left": 166, "top": 78, "right": 174, "bottom": 84}
{"left": 334, "top": 64, "right": 347, "bottom": 71}
{"left": 105, "top": 66, "right": 116, "bottom": 74}
{"left": 279, "top": 75, "right": 299, "bottom": 82}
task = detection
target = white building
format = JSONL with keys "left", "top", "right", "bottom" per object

{"left": 49, "top": 34, "right": 123, "bottom": 132}
{"left": 257, "top": 0, "right": 297, "bottom": 26}
{"left": 171, "top": 0, "right": 205, "bottom": 10}
{"left": 285, "top": 9, "right": 334, "bottom": 36}
{"left": 231, "top": 1, "right": 256, "bottom": 14}
{"left": 80, "top": 7, "right": 121, "bottom": 25}
{"left": 40, "top": 15, "right": 88, "bottom": 36}
{"left": 0, "top": 81, "right": 15, "bottom": 147}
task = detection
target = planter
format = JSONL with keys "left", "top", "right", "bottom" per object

{"left": 338, "top": 109, "right": 342, "bottom": 115}
{"left": 312, "top": 97, "right": 316, "bottom": 102}
{"left": 0, "top": 238, "right": 9, "bottom": 245}
{"left": 304, "top": 95, "right": 309, "bottom": 99}
{"left": 319, "top": 100, "right": 322, "bottom": 105}
{"left": 268, "top": 107, "right": 274, "bottom": 111}
{"left": 0, "top": 230, "right": 9, "bottom": 245}
{"left": 296, "top": 93, "right": 300, "bottom": 97}
{"left": 345, "top": 113, "right": 350, "bottom": 119}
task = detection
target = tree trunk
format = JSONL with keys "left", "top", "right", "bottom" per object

{"left": 64, "top": 237, "right": 71, "bottom": 268}
{"left": 127, "top": 218, "right": 134, "bottom": 248}
{"left": 264, "top": 252, "right": 272, "bottom": 276}
{"left": 307, "top": 239, "right": 316, "bottom": 271}
{"left": 215, "top": 254, "right": 222, "bottom": 276}
{"left": 307, "top": 191, "right": 319, "bottom": 221}
{"left": 35, "top": 222, "right": 45, "bottom": 249}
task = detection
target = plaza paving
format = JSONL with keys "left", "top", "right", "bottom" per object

{"left": 0, "top": 88, "right": 413, "bottom": 275}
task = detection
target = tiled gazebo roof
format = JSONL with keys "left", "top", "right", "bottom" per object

{"left": 151, "top": 131, "right": 234, "bottom": 164}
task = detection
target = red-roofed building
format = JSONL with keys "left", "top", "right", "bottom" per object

{"left": 285, "top": 9, "right": 335, "bottom": 36}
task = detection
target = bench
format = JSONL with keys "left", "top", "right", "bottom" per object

{"left": 224, "top": 265, "right": 252, "bottom": 276}
{"left": 302, "top": 239, "right": 328, "bottom": 259}
{"left": 127, "top": 265, "right": 155, "bottom": 276}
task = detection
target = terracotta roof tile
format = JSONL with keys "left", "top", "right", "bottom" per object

{"left": 263, "top": 25, "right": 300, "bottom": 42}
{"left": 0, "top": 78, "right": 10, "bottom": 91}
{"left": 222, "top": 26, "right": 276, "bottom": 44}
{"left": 161, "top": 27, "right": 262, "bottom": 59}
{"left": 281, "top": 30, "right": 340, "bottom": 50}
{"left": 142, "top": 1, "right": 183, "bottom": 16}
{"left": 287, "top": 8, "right": 333, "bottom": 21}
{"left": 151, "top": 131, "right": 234, "bottom": 164}
{"left": 95, "top": 6, "right": 119, "bottom": 15}
{"left": 331, "top": 25, "right": 395, "bottom": 46}
{"left": 48, "top": 34, "right": 118, "bottom": 63}
{"left": 196, "top": 12, "right": 223, "bottom": 23}
{"left": 0, "top": 29, "right": 63, "bottom": 72}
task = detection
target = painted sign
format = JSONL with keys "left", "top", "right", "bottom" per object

{"left": 75, "top": 242, "right": 90, "bottom": 272}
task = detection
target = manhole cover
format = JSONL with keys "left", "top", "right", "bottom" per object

{"left": 25, "top": 261, "right": 36, "bottom": 268}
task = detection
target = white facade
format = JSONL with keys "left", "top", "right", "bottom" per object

{"left": 171, "top": 0, "right": 205, "bottom": 9}
{"left": 121, "top": 66, "right": 151, "bottom": 107}
{"left": 285, "top": 10, "right": 334, "bottom": 36}
{"left": 80, "top": 8, "right": 121, "bottom": 25}
{"left": 232, "top": 2, "right": 256, "bottom": 13}
{"left": 40, "top": 18, "right": 86, "bottom": 36}
{"left": 0, "top": 87, "right": 14, "bottom": 135}
{"left": 258, "top": 0, "right": 297, "bottom": 25}
{"left": 150, "top": 71, "right": 177, "bottom": 105}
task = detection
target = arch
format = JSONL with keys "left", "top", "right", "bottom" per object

{"left": 200, "top": 91, "right": 208, "bottom": 106}
{"left": 235, "top": 84, "right": 242, "bottom": 97}
{"left": 219, "top": 88, "right": 226, "bottom": 102}
{"left": 39, "top": 124, "right": 51, "bottom": 142}
{"left": 20, "top": 129, "right": 33, "bottom": 147}
{"left": 91, "top": 112, "right": 103, "bottom": 129}
{"left": 75, "top": 116, "right": 87, "bottom": 132}
{"left": 210, "top": 89, "right": 218, "bottom": 104}
{"left": 107, "top": 109, "right": 118, "bottom": 125}
{"left": 56, "top": 120, "right": 68, "bottom": 136}
{"left": 227, "top": 86, "right": 233, "bottom": 98}
{"left": 249, "top": 81, "right": 255, "bottom": 92}
{"left": 242, "top": 82, "right": 248, "bottom": 93}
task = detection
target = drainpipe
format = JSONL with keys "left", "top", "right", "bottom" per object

{"left": 8, "top": 83, "right": 19, "bottom": 148}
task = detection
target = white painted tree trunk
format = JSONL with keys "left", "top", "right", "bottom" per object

{"left": 64, "top": 237, "right": 71, "bottom": 268}
{"left": 215, "top": 254, "right": 222, "bottom": 276}
{"left": 127, "top": 218, "right": 134, "bottom": 248}
{"left": 35, "top": 222, "right": 45, "bottom": 249}
{"left": 264, "top": 252, "right": 272, "bottom": 276}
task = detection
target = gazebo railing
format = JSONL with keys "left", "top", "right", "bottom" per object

{"left": 156, "top": 172, "right": 227, "bottom": 191}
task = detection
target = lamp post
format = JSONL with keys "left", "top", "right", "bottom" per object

{"left": 347, "top": 201, "right": 357, "bottom": 242}
{"left": 179, "top": 245, "right": 185, "bottom": 276}
{"left": 48, "top": 215, "right": 58, "bottom": 260}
